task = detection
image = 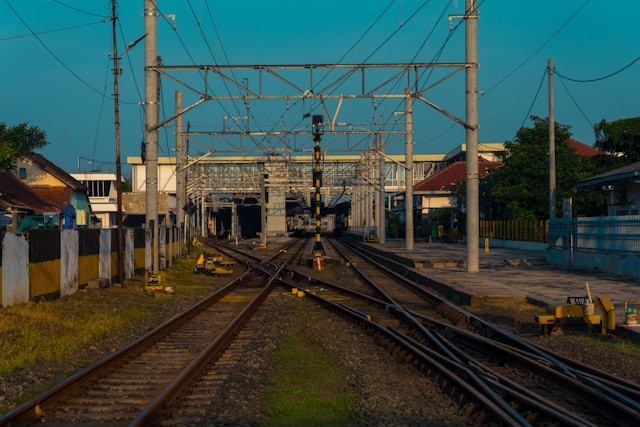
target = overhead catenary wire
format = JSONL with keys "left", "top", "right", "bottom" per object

{"left": 409, "top": 0, "right": 587, "bottom": 148}
{"left": 149, "top": 0, "right": 267, "bottom": 151}
{"left": 310, "top": 0, "right": 397, "bottom": 93}
{"left": 250, "top": 1, "right": 403, "bottom": 152}
{"left": 185, "top": 0, "right": 245, "bottom": 121}
{"left": 201, "top": 1, "right": 272, "bottom": 139}
{"left": 379, "top": 0, "right": 473, "bottom": 144}
{"left": 298, "top": 0, "right": 436, "bottom": 139}
{"left": 376, "top": 0, "right": 454, "bottom": 124}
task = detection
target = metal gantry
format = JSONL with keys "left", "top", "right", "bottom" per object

{"left": 160, "top": 63, "right": 474, "bottom": 244}
{"left": 143, "top": 3, "right": 480, "bottom": 269}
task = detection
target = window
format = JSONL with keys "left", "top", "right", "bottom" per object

{"left": 19, "top": 167, "right": 26, "bottom": 179}
{"left": 82, "top": 180, "right": 112, "bottom": 197}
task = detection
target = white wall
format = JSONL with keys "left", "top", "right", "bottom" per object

{"left": 1, "top": 233, "right": 29, "bottom": 307}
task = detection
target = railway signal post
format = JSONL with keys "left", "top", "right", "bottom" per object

{"left": 312, "top": 114, "right": 325, "bottom": 270}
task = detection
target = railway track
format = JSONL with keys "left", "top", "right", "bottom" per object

{"left": 4, "top": 235, "right": 639, "bottom": 425}
{"left": 0, "top": 238, "right": 307, "bottom": 426}
{"left": 271, "top": 236, "right": 640, "bottom": 426}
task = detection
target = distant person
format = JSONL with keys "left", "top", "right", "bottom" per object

{"left": 63, "top": 203, "right": 76, "bottom": 229}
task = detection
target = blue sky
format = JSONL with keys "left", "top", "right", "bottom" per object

{"left": 1, "top": 1, "right": 638, "bottom": 175}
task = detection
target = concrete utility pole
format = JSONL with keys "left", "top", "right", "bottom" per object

{"left": 465, "top": 0, "right": 480, "bottom": 273}
{"left": 111, "top": 0, "right": 124, "bottom": 283}
{"left": 144, "top": 0, "right": 159, "bottom": 272}
{"left": 260, "top": 174, "right": 267, "bottom": 247}
{"left": 377, "top": 132, "right": 386, "bottom": 244}
{"left": 548, "top": 57, "right": 556, "bottom": 219}
{"left": 405, "top": 87, "right": 414, "bottom": 251}
{"left": 175, "top": 91, "right": 185, "bottom": 250}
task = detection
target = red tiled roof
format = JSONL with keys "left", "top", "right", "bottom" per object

{"left": 0, "top": 172, "right": 60, "bottom": 213}
{"left": 414, "top": 161, "right": 501, "bottom": 192}
{"left": 568, "top": 138, "right": 599, "bottom": 157}
{"left": 31, "top": 187, "right": 73, "bottom": 211}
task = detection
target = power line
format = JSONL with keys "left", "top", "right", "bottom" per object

{"left": 311, "top": 0, "right": 397, "bottom": 93}
{"left": 554, "top": 56, "right": 640, "bottom": 83}
{"left": 556, "top": 73, "right": 593, "bottom": 129}
{"left": 380, "top": 0, "right": 475, "bottom": 139}
{"left": 91, "top": 56, "right": 111, "bottom": 165}
{"left": 306, "top": 0, "right": 435, "bottom": 125}
{"left": 361, "top": 0, "right": 432, "bottom": 64}
{"left": 150, "top": 0, "right": 250, "bottom": 143}
{"left": 53, "top": 0, "right": 109, "bottom": 18}
{"left": 0, "top": 20, "right": 107, "bottom": 41}
{"left": 197, "top": 0, "right": 256, "bottom": 126}
{"left": 378, "top": 0, "right": 452, "bottom": 120}
{"left": 409, "top": 0, "right": 452, "bottom": 63}
{"left": 5, "top": 0, "right": 110, "bottom": 98}
{"left": 116, "top": 13, "right": 145, "bottom": 139}
{"left": 258, "top": 0, "right": 401, "bottom": 146}
{"left": 483, "top": 0, "right": 591, "bottom": 95}
{"left": 511, "top": 67, "right": 548, "bottom": 143}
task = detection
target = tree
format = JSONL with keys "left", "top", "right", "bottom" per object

{"left": 485, "top": 116, "right": 598, "bottom": 219}
{"left": 0, "top": 122, "right": 48, "bottom": 172}
{"left": 594, "top": 117, "right": 640, "bottom": 165}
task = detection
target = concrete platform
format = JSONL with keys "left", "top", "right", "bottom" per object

{"left": 362, "top": 239, "right": 640, "bottom": 336}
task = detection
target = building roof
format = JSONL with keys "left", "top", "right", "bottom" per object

{"left": 71, "top": 172, "right": 121, "bottom": 181}
{"left": 443, "top": 143, "right": 506, "bottom": 162}
{"left": 414, "top": 161, "right": 501, "bottom": 192}
{"left": 577, "top": 162, "right": 640, "bottom": 189}
{"left": 0, "top": 172, "right": 60, "bottom": 213}
{"left": 28, "top": 152, "right": 86, "bottom": 191}
{"left": 31, "top": 187, "right": 74, "bottom": 211}
{"left": 568, "top": 139, "right": 599, "bottom": 157}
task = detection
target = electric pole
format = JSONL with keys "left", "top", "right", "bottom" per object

{"left": 549, "top": 57, "right": 556, "bottom": 219}
{"left": 111, "top": 0, "right": 124, "bottom": 283}
{"left": 176, "top": 91, "right": 185, "bottom": 253}
{"left": 405, "top": 87, "right": 414, "bottom": 251}
{"left": 144, "top": 0, "right": 159, "bottom": 272}
{"left": 377, "top": 132, "right": 386, "bottom": 244}
{"left": 465, "top": 0, "right": 480, "bottom": 273}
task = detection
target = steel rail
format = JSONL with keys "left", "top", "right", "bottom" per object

{"left": 341, "top": 238, "right": 579, "bottom": 372}
{"left": 408, "top": 310, "right": 640, "bottom": 419}
{"left": 273, "top": 276, "right": 525, "bottom": 426}
{"left": 276, "top": 263, "right": 541, "bottom": 424}
{"left": 0, "top": 270, "right": 255, "bottom": 425}
{"left": 320, "top": 240, "right": 536, "bottom": 424}
{"left": 439, "top": 334, "right": 594, "bottom": 427}
{"left": 0, "top": 239, "right": 304, "bottom": 426}
{"left": 132, "top": 262, "right": 290, "bottom": 425}
{"left": 330, "top": 237, "right": 640, "bottom": 424}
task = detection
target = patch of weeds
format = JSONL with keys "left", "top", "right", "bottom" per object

{"left": 0, "top": 301, "right": 126, "bottom": 375}
{"left": 262, "top": 305, "right": 356, "bottom": 425}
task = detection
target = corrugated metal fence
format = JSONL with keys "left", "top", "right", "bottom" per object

{"left": 549, "top": 216, "right": 640, "bottom": 253}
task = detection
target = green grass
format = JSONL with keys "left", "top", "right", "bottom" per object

{"left": 0, "top": 251, "right": 214, "bottom": 376}
{"left": 0, "top": 301, "right": 132, "bottom": 374}
{"left": 262, "top": 304, "right": 356, "bottom": 426}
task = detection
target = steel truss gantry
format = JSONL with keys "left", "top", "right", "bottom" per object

{"left": 161, "top": 62, "right": 473, "bottom": 243}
